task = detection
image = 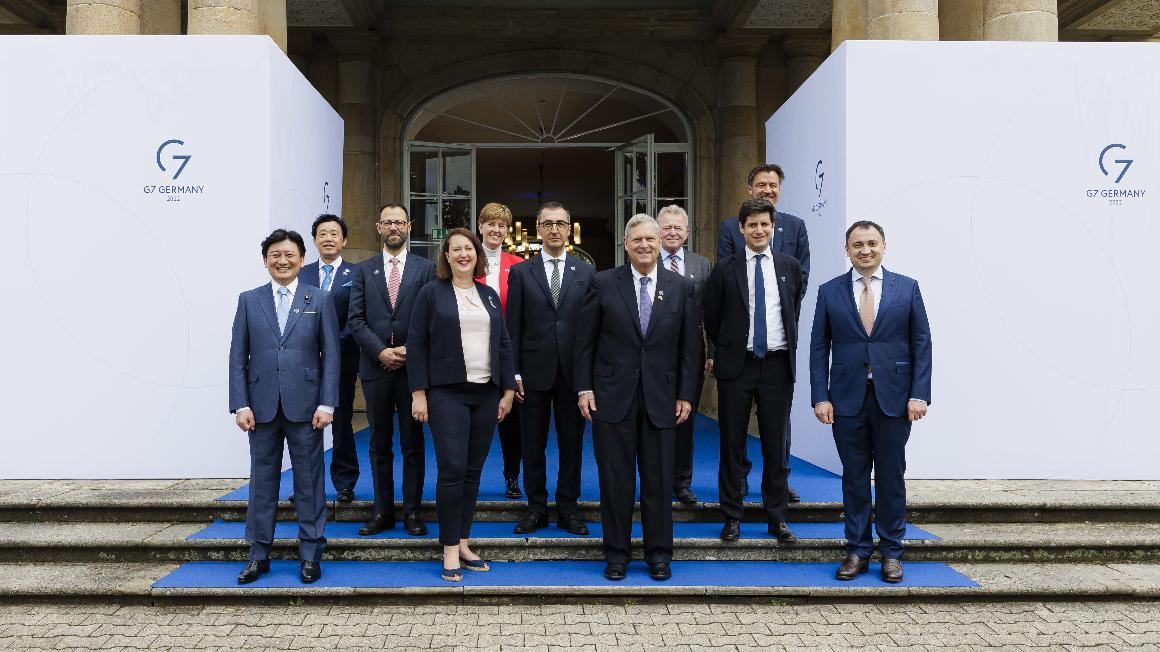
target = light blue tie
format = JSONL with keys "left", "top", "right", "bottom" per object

{"left": 321, "top": 264, "right": 334, "bottom": 291}
{"left": 638, "top": 276, "right": 652, "bottom": 334}
{"left": 276, "top": 287, "right": 290, "bottom": 337}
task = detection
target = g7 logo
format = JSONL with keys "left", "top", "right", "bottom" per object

{"left": 814, "top": 160, "right": 824, "bottom": 197}
{"left": 1098, "top": 143, "right": 1132, "bottom": 184}
{"left": 156, "top": 139, "right": 191, "bottom": 180}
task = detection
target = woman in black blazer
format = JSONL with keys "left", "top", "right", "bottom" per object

{"left": 408, "top": 228, "right": 516, "bottom": 581}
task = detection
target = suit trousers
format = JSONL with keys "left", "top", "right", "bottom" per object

{"left": 592, "top": 384, "right": 675, "bottom": 565}
{"left": 498, "top": 402, "right": 522, "bottom": 481}
{"left": 833, "top": 380, "right": 911, "bottom": 559}
{"left": 521, "top": 365, "right": 586, "bottom": 515}
{"left": 673, "top": 371, "right": 705, "bottom": 491}
{"left": 428, "top": 382, "right": 499, "bottom": 546}
{"left": 717, "top": 351, "right": 793, "bottom": 523}
{"left": 328, "top": 368, "right": 359, "bottom": 492}
{"left": 363, "top": 367, "right": 425, "bottom": 518}
{"left": 246, "top": 406, "right": 327, "bottom": 562}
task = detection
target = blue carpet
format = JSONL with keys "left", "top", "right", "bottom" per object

{"left": 217, "top": 413, "right": 845, "bottom": 504}
{"left": 188, "top": 519, "right": 938, "bottom": 541}
{"left": 154, "top": 559, "right": 977, "bottom": 589}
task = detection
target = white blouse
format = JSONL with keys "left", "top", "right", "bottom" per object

{"left": 454, "top": 284, "right": 492, "bottom": 384}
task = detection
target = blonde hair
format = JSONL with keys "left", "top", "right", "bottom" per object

{"left": 478, "top": 202, "right": 513, "bottom": 228}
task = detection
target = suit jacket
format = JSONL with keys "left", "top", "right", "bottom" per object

{"left": 228, "top": 282, "right": 340, "bottom": 424}
{"left": 809, "top": 267, "right": 932, "bottom": 418}
{"left": 347, "top": 252, "right": 436, "bottom": 382}
{"left": 703, "top": 250, "right": 803, "bottom": 381}
{"left": 716, "top": 210, "right": 811, "bottom": 295}
{"left": 407, "top": 280, "right": 517, "bottom": 391}
{"left": 299, "top": 259, "right": 358, "bottom": 372}
{"left": 475, "top": 250, "right": 525, "bottom": 314}
{"left": 506, "top": 253, "right": 595, "bottom": 392}
{"left": 663, "top": 248, "right": 713, "bottom": 360}
{"left": 574, "top": 264, "right": 699, "bottom": 429}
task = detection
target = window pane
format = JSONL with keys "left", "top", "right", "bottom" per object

{"left": 443, "top": 151, "right": 472, "bottom": 196}
{"left": 634, "top": 152, "right": 648, "bottom": 194}
{"left": 410, "top": 197, "right": 438, "bottom": 241}
{"left": 442, "top": 199, "right": 472, "bottom": 231}
{"left": 656, "top": 152, "right": 686, "bottom": 199}
{"left": 410, "top": 150, "right": 438, "bottom": 195}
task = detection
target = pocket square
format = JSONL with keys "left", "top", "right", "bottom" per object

{"left": 304, "top": 310, "right": 317, "bottom": 314}
{"left": 342, "top": 280, "right": 353, "bottom": 287}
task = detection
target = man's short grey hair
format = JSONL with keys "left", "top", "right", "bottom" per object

{"left": 624, "top": 213, "right": 660, "bottom": 240}
{"left": 656, "top": 204, "right": 689, "bottom": 226}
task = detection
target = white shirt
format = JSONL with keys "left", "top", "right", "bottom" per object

{"left": 630, "top": 264, "right": 658, "bottom": 313}
{"left": 541, "top": 251, "right": 567, "bottom": 286}
{"left": 454, "top": 285, "right": 492, "bottom": 384}
{"left": 662, "top": 248, "right": 685, "bottom": 276}
{"left": 383, "top": 248, "right": 408, "bottom": 280}
{"left": 317, "top": 256, "right": 343, "bottom": 291}
{"left": 483, "top": 244, "right": 502, "bottom": 290}
{"left": 745, "top": 247, "right": 787, "bottom": 352}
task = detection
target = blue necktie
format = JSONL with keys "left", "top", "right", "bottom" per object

{"left": 752, "top": 254, "right": 767, "bottom": 358}
{"left": 321, "top": 264, "right": 334, "bottom": 291}
{"left": 277, "top": 287, "right": 290, "bottom": 337}
{"left": 639, "top": 276, "right": 652, "bottom": 334}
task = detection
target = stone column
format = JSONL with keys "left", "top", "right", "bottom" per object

{"left": 141, "top": 0, "right": 181, "bottom": 35}
{"left": 866, "top": 0, "right": 939, "bottom": 40}
{"left": 756, "top": 42, "right": 787, "bottom": 160}
{"left": 716, "top": 35, "right": 767, "bottom": 225}
{"left": 831, "top": 0, "right": 867, "bottom": 51}
{"left": 65, "top": 0, "right": 140, "bottom": 35}
{"left": 188, "top": 1, "right": 287, "bottom": 51}
{"left": 984, "top": 0, "right": 1058, "bottom": 41}
{"left": 783, "top": 35, "right": 830, "bottom": 95}
{"left": 332, "top": 33, "right": 381, "bottom": 258}
{"left": 940, "top": 0, "right": 984, "bottom": 40}
{"left": 260, "top": 0, "right": 288, "bottom": 52}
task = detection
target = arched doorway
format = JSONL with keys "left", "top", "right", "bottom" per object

{"left": 403, "top": 74, "right": 693, "bottom": 270}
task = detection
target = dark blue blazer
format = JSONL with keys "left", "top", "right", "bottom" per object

{"left": 809, "top": 268, "right": 932, "bottom": 418}
{"left": 228, "top": 282, "right": 340, "bottom": 424}
{"left": 506, "top": 253, "right": 595, "bottom": 392}
{"left": 407, "top": 280, "right": 516, "bottom": 392}
{"left": 717, "top": 210, "right": 811, "bottom": 295}
{"left": 299, "top": 259, "right": 358, "bottom": 372}
{"left": 347, "top": 253, "right": 436, "bottom": 382}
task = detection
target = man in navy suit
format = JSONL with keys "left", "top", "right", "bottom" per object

{"left": 575, "top": 214, "right": 700, "bottom": 582}
{"left": 810, "top": 220, "right": 932, "bottom": 584}
{"left": 506, "top": 202, "right": 595, "bottom": 536}
{"left": 348, "top": 203, "right": 436, "bottom": 537}
{"left": 229, "top": 229, "right": 340, "bottom": 585}
{"left": 717, "top": 163, "right": 810, "bottom": 504}
{"left": 298, "top": 214, "right": 359, "bottom": 503}
{"left": 704, "top": 198, "right": 802, "bottom": 544}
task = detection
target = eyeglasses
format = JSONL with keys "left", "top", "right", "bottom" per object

{"left": 537, "top": 221, "right": 570, "bottom": 231}
{"left": 378, "top": 220, "right": 409, "bottom": 228}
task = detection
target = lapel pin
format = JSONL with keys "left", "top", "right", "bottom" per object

{"left": 780, "top": 276, "right": 786, "bottom": 282}
{"left": 293, "top": 308, "right": 301, "bottom": 314}
{"left": 342, "top": 268, "right": 350, "bottom": 276}
{"left": 373, "top": 269, "right": 380, "bottom": 275}
{"left": 488, "top": 295, "right": 498, "bottom": 309}
{"left": 778, "top": 227, "right": 783, "bottom": 232}
{"left": 570, "top": 266, "right": 576, "bottom": 271}
{"left": 303, "top": 294, "right": 311, "bottom": 305}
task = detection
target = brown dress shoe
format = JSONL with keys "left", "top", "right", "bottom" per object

{"left": 881, "top": 558, "right": 904, "bottom": 583}
{"left": 835, "top": 554, "right": 870, "bottom": 580}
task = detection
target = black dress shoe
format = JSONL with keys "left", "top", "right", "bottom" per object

{"left": 788, "top": 485, "right": 801, "bottom": 503}
{"left": 359, "top": 514, "right": 395, "bottom": 536}
{"left": 300, "top": 560, "right": 321, "bottom": 583}
{"left": 505, "top": 478, "right": 522, "bottom": 499}
{"left": 648, "top": 561, "right": 672, "bottom": 581}
{"left": 770, "top": 522, "right": 797, "bottom": 544}
{"left": 720, "top": 519, "right": 741, "bottom": 541}
{"left": 558, "top": 513, "right": 590, "bottom": 535}
{"left": 404, "top": 513, "right": 428, "bottom": 536}
{"left": 881, "top": 558, "right": 904, "bottom": 583}
{"left": 336, "top": 488, "right": 355, "bottom": 503}
{"left": 513, "top": 511, "right": 549, "bottom": 534}
{"left": 603, "top": 562, "right": 627, "bottom": 581}
{"left": 236, "top": 559, "right": 269, "bottom": 585}
{"left": 835, "top": 554, "right": 870, "bottom": 580}
{"left": 674, "top": 487, "right": 698, "bottom": 504}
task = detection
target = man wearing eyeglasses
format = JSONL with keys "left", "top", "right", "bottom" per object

{"left": 348, "top": 203, "right": 436, "bottom": 537}
{"left": 506, "top": 202, "right": 595, "bottom": 535}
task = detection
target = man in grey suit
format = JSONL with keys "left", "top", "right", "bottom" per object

{"left": 656, "top": 205, "right": 712, "bottom": 504}
{"left": 229, "top": 229, "right": 340, "bottom": 585}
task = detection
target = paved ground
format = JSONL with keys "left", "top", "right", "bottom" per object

{"left": 2, "top": 601, "right": 1159, "bottom": 650}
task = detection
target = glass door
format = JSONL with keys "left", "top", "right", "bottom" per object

{"left": 613, "top": 134, "right": 654, "bottom": 266}
{"left": 405, "top": 143, "right": 476, "bottom": 260}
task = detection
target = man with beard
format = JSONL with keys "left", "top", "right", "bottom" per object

{"left": 348, "top": 203, "right": 435, "bottom": 536}
{"left": 575, "top": 214, "right": 699, "bottom": 582}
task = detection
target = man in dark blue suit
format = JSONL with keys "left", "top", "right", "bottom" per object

{"left": 810, "top": 220, "right": 932, "bottom": 584}
{"left": 348, "top": 203, "right": 436, "bottom": 537}
{"left": 229, "top": 229, "right": 340, "bottom": 585}
{"left": 298, "top": 214, "right": 359, "bottom": 503}
{"left": 717, "top": 163, "right": 810, "bottom": 503}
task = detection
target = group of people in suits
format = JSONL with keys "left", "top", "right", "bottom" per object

{"left": 226, "top": 160, "right": 932, "bottom": 585}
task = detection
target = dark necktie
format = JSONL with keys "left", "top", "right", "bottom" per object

{"left": 752, "top": 254, "right": 767, "bottom": 358}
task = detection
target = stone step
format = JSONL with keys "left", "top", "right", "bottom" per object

{"left": 0, "top": 560, "right": 1157, "bottom": 603}
{"left": 4, "top": 521, "right": 1160, "bottom": 564}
